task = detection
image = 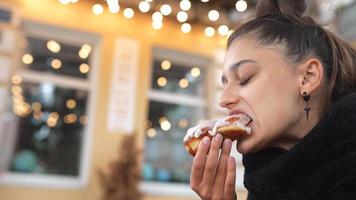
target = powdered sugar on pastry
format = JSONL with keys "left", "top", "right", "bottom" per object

{"left": 183, "top": 113, "right": 252, "bottom": 143}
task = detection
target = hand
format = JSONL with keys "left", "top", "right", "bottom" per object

{"left": 190, "top": 134, "right": 237, "bottom": 200}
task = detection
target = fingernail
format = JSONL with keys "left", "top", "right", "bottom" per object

{"left": 215, "top": 134, "right": 222, "bottom": 141}
{"left": 203, "top": 137, "right": 210, "bottom": 144}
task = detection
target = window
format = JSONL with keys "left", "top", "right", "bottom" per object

{"left": 0, "top": 21, "right": 100, "bottom": 188}
{"left": 140, "top": 48, "right": 211, "bottom": 196}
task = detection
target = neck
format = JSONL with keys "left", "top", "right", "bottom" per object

{"left": 273, "top": 108, "right": 321, "bottom": 150}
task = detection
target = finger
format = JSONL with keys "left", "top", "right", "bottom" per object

{"left": 201, "top": 134, "right": 223, "bottom": 186}
{"left": 224, "top": 156, "right": 236, "bottom": 196}
{"left": 213, "top": 139, "right": 232, "bottom": 192}
{"left": 190, "top": 136, "right": 210, "bottom": 187}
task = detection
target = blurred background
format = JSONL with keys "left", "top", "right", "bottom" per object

{"left": 0, "top": 0, "right": 355, "bottom": 200}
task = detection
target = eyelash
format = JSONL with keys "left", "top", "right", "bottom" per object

{"left": 239, "top": 76, "right": 252, "bottom": 86}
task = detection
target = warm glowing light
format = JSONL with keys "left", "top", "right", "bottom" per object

{"left": 160, "top": 120, "right": 171, "bottom": 131}
{"left": 59, "top": 0, "right": 70, "bottom": 5}
{"left": 11, "top": 75, "right": 22, "bottom": 85}
{"left": 51, "top": 59, "right": 62, "bottom": 69}
{"left": 180, "top": 0, "right": 191, "bottom": 11}
{"left": 70, "top": 0, "right": 79, "bottom": 3}
{"left": 79, "top": 49, "right": 90, "bottom": 59}
{"left": 205, "top": 27, "right": 215, "bottom": 37}
{"left": 147, "top": 128, "right": 157, "bottom": 138}
{"left": 152, "top": 21, "right": 163, "bottom": 30}
{"left": 64, "top": 113, "right": 77, "bottom": 124}
{"left": 79, "top": 63, "right": 90, "bottom": 74}
{"left": 201, "top": 0, "right": 209, "bottom": 2}
{"left": 11, "top": 85, "right": 22, "bottom": 95}
{"left": 190, "top": 67, "right": 201, "bottom": 77}
{"left": 22, "top": 54, "right": 33, "bottom": 64}
{"left": 160, "top": 4, "right": 172, "bottom": 16}
{"left": 123, "top": 8, "right": 134, "bottom": 19}
{"left": 66, "top": 99, "right": 77, "bottom": 109}
{"left": 81, "top": 44, "right": 92, "bottom": 53}
{"left": 31, "top": 102, "right": 42, "bottom": 112}
{"left": 139, "top": 1, "right": 150, "bottom": 13}
{"left": 181, "top": 23, "right": 191, "bottom": 33}
{"left": 33, "top": 111, "right": 43, "bottom": 120}
{"left": 236, "top": 0, "right": 248, "bottom": 12}
{"left": 79, "top": 115, "right": 88, "bottom": 125}
{"left": 47, "top": 40, "right": 61, "bottom": 53}
{"left": 177, "top": 11, "right": 188, "bottom": 22}
{"left": 107, "top": 0, "right": 120, "bottom": 13}
{"left": 208, "top": 10, "right": 219, "bottom": 21}
{"left": 92, "top": 4, "right": 104, "bottom": 15}
{"left": 161, "top": 60, "right": 171, "bottom": 70}
{"left": 179, "top": 78, "right": 189, "bottom": 88}
{"left": 179, "top": 118, "right": 189, "bottom": 128}
{"left": 157, "top": 77, "right": 167, "bottom": 87}
{"left": 218, "top": 25, "right": 229, "bottom": 36}
{"left": 152, "top": 11, "right": 163, "bottom": 21}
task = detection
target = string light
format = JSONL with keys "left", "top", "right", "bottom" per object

{"left": 180, "top": 0, "right": 191, "bottom": 11}
{"left": 160, "top": 120, "right": 171, "bottom": 131}
{"left": 179, "top": 78, "right": 189, "bottom": 88}
{"left": 22, "top": 54, "right": 33, "bottom": 64}
{"left": 181, "top": 23, "right": 191, "bottom": 33}
{"left": 11, "top": 75, "right": 22, "bottom": 85}
{"left": 79, "top": 63, "right": 90, "bottom": 74}
{"left": 92, "top": 4, "right": 104, "bottom": 15}
{"left": 147, "top": 128, "right": 157, "bottom": 138}
{"left": 236, "top": 0, "right": 248, "bottom": 12}
{"left": 139, "top": 1, "right": 150, "bottom": 13}
{"left": 123, "top": 8, "right": 134, "bottom": 19}
{"left": 208, "top": 10, "right": 219, "bottom": 21}
{"left": 177, "top": 11, "right": 188, "bottom": 22}
{"left": 51, "top": 59, "right": 62, "bottom": 69}
{"left": 218, "top": 25, "right": 229, "bottom": 36}
{"left": 161, "top": 60, "right": 171, "bottom": 70}
{"left": 160, "top": 4, "right": 172, "bottom": 16}
{"left": 190, "top": 67, "right": 201, "bottom": 77}
{"left": 47, "top": 40, "right": 61, "bottom": 53}
{"left": 66, "top": 99, "right": 77, "bottom": 109}
{"left": 152, "top": 21, "right": 163, "bottom": 30}
{"left": 59, "top": 0, "right": 70, "bottom": 5}
{"left": 205, "top": 27, "right": 215, "bottom": 37}
{"left": 152, "top": 11, "right": 163, "bottom": 21}
{"left": 157, "top": 77, "right": 167, "bottom": 87}
{"left": 107, "top": 0, "right": 120, "bottom": 14}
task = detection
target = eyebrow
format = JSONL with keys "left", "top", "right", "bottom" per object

{"left": 228, "top": 59, "right": 258, "bottom": 72}
{"left": 221, "top": 59, "right": 258, "bottom": 84}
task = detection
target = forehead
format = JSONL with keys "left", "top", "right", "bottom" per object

{"left": 223, "top": 37, "right": 285, "bottom": 73}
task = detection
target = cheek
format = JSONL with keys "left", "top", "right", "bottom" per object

{"left": 242, "top": 70, "right": 300, "bottom": 150}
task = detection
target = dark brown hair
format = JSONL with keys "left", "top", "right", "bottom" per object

{"left": 227, "top": 0, "right": 356, "bottom": 115}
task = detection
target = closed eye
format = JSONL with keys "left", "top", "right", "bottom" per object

{"left": 240, "top": 76, "right": 252, "bottom": 86}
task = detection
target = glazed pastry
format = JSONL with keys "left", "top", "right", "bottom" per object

{"left": 183, "top": 114, "right": 252, "bottom": 156}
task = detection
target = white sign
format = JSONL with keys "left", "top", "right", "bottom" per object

{"left": 107, "top": 38, "right": 139, "bottom": 134}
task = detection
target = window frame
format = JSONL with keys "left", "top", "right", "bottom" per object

{"left": 140, "top": 47, "right": 211, "bottom": 196}
{"left": 0, "top": 20, "right": 101, "bottom": 189}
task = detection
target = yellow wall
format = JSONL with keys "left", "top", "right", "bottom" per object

{"left": 0, "top": 0, "right": 247, "bottom": 199}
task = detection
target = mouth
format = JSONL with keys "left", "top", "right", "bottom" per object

{"left": 228, "top": 109, "right": 253, "bottom": 127}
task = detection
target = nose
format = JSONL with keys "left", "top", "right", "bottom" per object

{"left": 218, "top": 86, "right": 241, "bottom": 110}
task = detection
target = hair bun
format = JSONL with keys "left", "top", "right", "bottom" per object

{"left": 256, "top": 0, "right": 307, "bottom": 20}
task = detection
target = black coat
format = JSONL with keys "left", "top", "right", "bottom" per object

{"left": 243, "top": 92, "right": 356, "bottom": 200}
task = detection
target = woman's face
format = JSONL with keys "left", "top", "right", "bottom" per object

{"left": 220, "top": 36, "right": 305, "bottom": 154}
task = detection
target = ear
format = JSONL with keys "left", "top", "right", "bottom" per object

{"left": 296, "top": 58, "right": 324, "bottom": 95}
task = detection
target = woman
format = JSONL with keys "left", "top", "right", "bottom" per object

{"left": 190, "top": 0, "right": 356, "bottom": 199}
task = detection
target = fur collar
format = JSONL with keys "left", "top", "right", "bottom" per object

{"left": 243, "top": 92, "right": 356, "bottom": 200}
